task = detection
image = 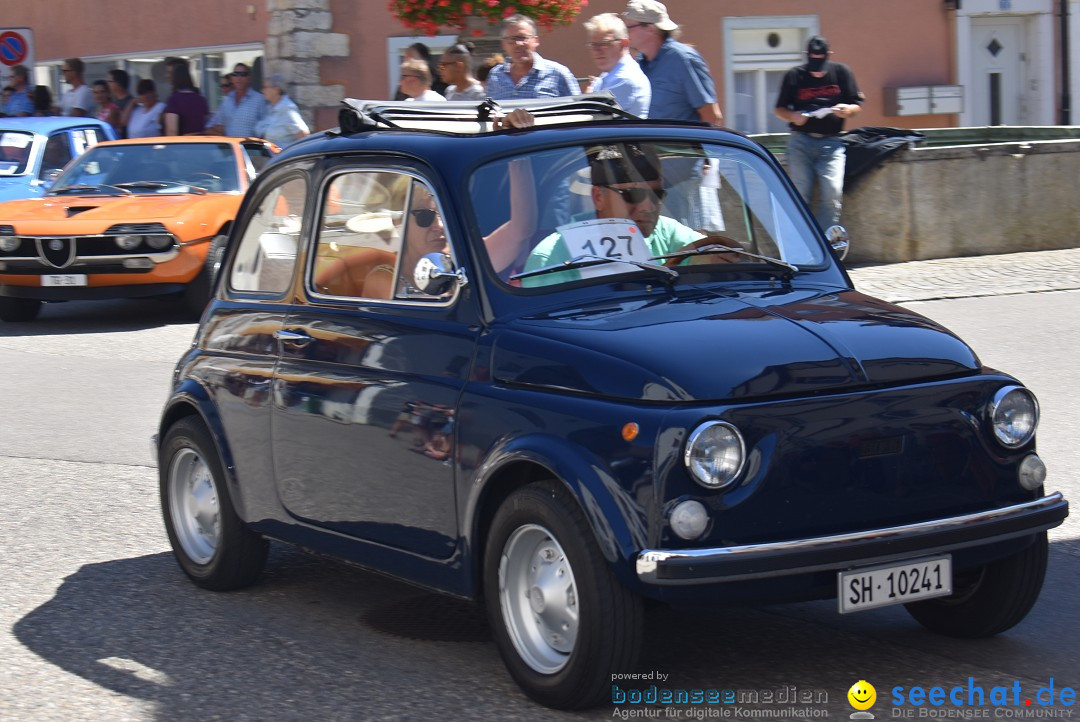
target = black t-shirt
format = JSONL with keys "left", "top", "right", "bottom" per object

{"left": 775, "top": 61, "right": 863, "bottom": 136}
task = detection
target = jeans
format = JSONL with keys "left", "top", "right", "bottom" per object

{"left": 785, "top": 131, "right": 846, "bottom": 229}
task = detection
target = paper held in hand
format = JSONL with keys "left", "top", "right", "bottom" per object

{"left": 802, "top": 107, "right": 835, "bottom": 119}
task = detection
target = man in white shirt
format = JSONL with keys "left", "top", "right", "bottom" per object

{"left": 583, "top": 13, "right": 650, "bottom": 118}
{"left": 59, "top": 58, "right": 95, "bottom": 117}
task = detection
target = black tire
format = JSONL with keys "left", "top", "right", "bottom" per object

{"left": 182, "top": 234, "right": 227, "bottom": 318}
{"left": 905, "top": 533, "right": 1048, "bottom": 638}
{"left": 0, "top": 297, "right": 42, "bottom": 322}
{"left": 483, "top": 480, "right": 642, "bottom": 709}
{"left": 159, "top": 416, "right": 267, "bottom": 591}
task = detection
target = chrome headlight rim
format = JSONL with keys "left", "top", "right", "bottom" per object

{"left": 989, "top": 385, "right": 1039, "bottom": 449}
{"left": 683, "top": 420, "right": 746, "bottom": 490}
{"left": 0, "top": 236, "right": 20, "bottom": 252}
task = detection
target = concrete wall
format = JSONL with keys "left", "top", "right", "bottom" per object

{"left": 839, "top": 138, "right": 1080, "bottom": 264}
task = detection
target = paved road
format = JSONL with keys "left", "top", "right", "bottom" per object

{"left": 1, "top": 252, "right": 1077, "bottom": 721}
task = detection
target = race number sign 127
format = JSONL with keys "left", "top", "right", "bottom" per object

{"left": 556, "top": 218, "right": 653, "bottom": 279}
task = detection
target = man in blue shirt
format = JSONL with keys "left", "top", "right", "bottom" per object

{"left": 207, "top": 62, "right": 268, "bottom": 137}
{"left": 622, "top": 0, "right": 721, "bottom": 125}
{"left": 583, "top": 13, "right": 650, "bottom": 117}
{"left": 486, "top": 14, "right": 580, "bottom": 100}
{"left": 2, "top": 65, "right": 34, "bottom": 117}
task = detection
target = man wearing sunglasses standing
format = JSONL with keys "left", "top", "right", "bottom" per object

{"left": 583, "top": 13, "right": 650, "bottom": 118}
{"left": 486, "top": 14, "right": 579, "bottom": 100}
{"left": 206, "top": 63, "right": 268, "bottom": 138}
{"left": 520, "top": 143, "right": 704, "bottom": 287}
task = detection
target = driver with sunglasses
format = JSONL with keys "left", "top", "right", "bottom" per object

{"left": 520, "top": 142, "right": 702, "bottom": 287}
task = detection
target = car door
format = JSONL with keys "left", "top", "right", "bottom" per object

{"left": 270, "top": 160, "right": 479, "bottom": 559}
{"left": 202, "top": 165, "right": 310, "bottom": 513}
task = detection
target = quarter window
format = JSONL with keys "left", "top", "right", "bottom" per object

{"left": 230, "top": 176, "right": 306, "bottom": 294}
{"left": 312, "top": 171, "right": 455, "bottom": 302}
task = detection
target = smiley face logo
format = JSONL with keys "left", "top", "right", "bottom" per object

{"left": 848, "top": 680, "right": 877, "bottom": 711}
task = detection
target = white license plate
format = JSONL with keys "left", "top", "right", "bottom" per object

{"left": 838, "top": 555, "right": 952, "bottom": 613}
{"left": 41, "top": 274, "right": 88, "bottom": 287}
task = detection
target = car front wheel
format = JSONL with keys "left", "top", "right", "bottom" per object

{"left": 904, "top": 532, "right": 1048, "bottom": 638}
{"left": 160, "top": 416, "right": 267, "bottom": 590}
{"left": 484, "top": 480, "right": 642, "bottom": 709}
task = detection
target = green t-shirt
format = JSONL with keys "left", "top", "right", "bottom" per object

{"left": 521, "top": 216, "right": 703, "bottom": 287}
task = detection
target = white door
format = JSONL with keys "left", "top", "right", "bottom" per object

{"left": 970, "top": 18, "right": 1024, "bottom": 125}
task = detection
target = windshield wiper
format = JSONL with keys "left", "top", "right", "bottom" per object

{"left": 651, "top": 240, "right": 799, "bottom": 277}
{"left": 112, "top": 181, "right": 208, "bottom": 195}
{"left": 511, "top": 254, "right": 679, "bottom": 283}
{"left": 49, "top": 183, "right": 132, "bottom": 196}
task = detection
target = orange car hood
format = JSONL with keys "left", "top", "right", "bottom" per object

{"left": 0, "top": 192, "right": 241, "bottom": 224}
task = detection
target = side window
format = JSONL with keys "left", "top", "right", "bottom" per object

{"left": 311, "top": 171, "right": 454, "bottom": 302}
{"left": 243, "top": 143, "right": 275, "bottom": 174}
{"left": 230, "top": 176, "right": 306, "bottom": 294}
{"left": 40, "top": 134, "right": 73, "bottom": 179}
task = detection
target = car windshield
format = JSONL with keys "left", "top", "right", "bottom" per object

{"left": 0, "top": 131, "right": 35, "bottom": 176}
{"left": 469, "top": 141, "right": 827, "bottom": 289}
{"left": 49, "top": 142, "right": 241, "bottom": 195}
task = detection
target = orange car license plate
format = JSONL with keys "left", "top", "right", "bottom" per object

{"left": 41, "top": 274, "right": 88, "bottom": 287}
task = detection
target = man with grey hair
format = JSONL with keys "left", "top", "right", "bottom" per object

{"left": 206, "top": 62, "right": 267, "bottom": 137}
{"left": 255, "top": 73, "right": 310, "bottom": 148}
{"left": 583, "top": 13, "right": 650, "bottom": 117}
{"left": 486, "top": 14, "right": 579, "bottom": 100}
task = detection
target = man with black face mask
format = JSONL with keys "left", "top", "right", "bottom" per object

{"left": 774, "top": 36, "right": 863, "bottom": 230}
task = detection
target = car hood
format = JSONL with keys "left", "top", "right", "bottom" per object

{"left": 0, "top": 193, "right": 230, "bottom": 222}
{"left": 0, "top": 177, "right": 38, "bottom": 202}
{"left": 490, "top": 287, "right": 981, "bottom": 402}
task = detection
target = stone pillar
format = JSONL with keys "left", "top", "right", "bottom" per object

{"left": 265, "top": 0, "right": 349, "bottom": 129}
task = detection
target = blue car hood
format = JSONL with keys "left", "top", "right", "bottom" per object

{"left": 490, "top": 288, "right": 981, "bottom": 402}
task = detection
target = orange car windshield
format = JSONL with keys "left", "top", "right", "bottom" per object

{"left": 50, "top": 142, "right": 242, "bottom": 195}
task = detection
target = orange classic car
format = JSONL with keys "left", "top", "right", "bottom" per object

{"left": 0, "top": 136, "right": 277, "bottom": 321}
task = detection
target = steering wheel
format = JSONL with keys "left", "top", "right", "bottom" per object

{"left": 663, "top": 235, "right": 743, "bottom": 267}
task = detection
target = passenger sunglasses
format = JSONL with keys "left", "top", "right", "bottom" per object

{"left": 232, "top": 70, "right": 251, "bottom": 77}
{"left": 410, "top": 208, "right": 439, "bottom": 227}
{"left": 586, "top": 40, "right": 620, "bottom": 50}
{"left": 601, "top": 185, "right": 666, "bottom": 205}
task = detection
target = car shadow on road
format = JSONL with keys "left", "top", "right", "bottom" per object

{"left": 12, "top": 540, "right": 1079, "bottom": 719}
{"left": 0, "top": 298, "right": 197, "bottom": 336}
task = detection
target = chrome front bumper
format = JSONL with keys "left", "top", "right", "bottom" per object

{"left": 636, "top": 493, "right": 1069, "bottom": 585}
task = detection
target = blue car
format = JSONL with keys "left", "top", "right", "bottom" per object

{"left": 154, "top": 98, "right": 1068, "bottom": 710}
{"left": 0, "top": 117, "right": 116, "bottom": 202}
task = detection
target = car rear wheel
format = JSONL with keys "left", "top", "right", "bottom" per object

{"left": 160, "top": 416, "right": 267, "bottom": 590}
{"left": 904, "top": 532, "right": 1048, "bottom": 638}
{"left": 0, "top": 297, "right": 42, "bottom": 322}
{"left": 182, "top": 234, "right": 228, "bottom": 318}
{"left": 483, "top": 480, "right": 642, "bottom": 709}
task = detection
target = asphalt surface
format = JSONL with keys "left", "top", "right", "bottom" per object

{"left": 0, "top": 247, "right": 1077, "bottom": 721}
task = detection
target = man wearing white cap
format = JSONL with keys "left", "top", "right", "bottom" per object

{"left": 621, "top": 0, "right": 721, "bottom": 125}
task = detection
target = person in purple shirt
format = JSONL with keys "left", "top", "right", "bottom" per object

{"left": 486, "top": 14, "right": 580, "bottom": 100}
{"left": 622, "top": 0, "right": 721, "bottom": 125}
{"left": 162, "top": 61, "right": 208, "bottom": 136}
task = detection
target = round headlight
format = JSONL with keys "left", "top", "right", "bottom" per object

{"left": 990, "top": 386, "right": 1039, "bottom": 448}
{"left": 684, "top": 421, "right": 745, "bottom": 489}
{"left": 115, "top": 234, "right": 142, "bottom": 251}
{"left": 145, "top": 234, "right": 173, "bottom": 250}
{"left": 0, "top": 237, "right": 20, "bottom": 252}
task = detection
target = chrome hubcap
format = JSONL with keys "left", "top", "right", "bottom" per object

{"left": 168, "top": 447, "right": 220, "bottom": 565}
{"left": 499, "top": 524, "right": 579, "bottom": 674}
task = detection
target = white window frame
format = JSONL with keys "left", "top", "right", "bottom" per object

{"left": 722, "top": 16, "right": 819, "bottom": 134}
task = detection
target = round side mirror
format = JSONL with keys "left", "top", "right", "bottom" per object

{"left": 414, "top": 252, "right": 464, "bottom": 296}
{"left": 825, "top": 225, "right": 849, "bottom": 260}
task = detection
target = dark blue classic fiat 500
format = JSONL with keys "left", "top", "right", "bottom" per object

{"left": 155, "top": 98, "right": 1068, "bottom": 709}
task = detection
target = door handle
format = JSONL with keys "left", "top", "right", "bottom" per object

{"left": 274, "top": 329, "right": 314, "bottom": 348}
